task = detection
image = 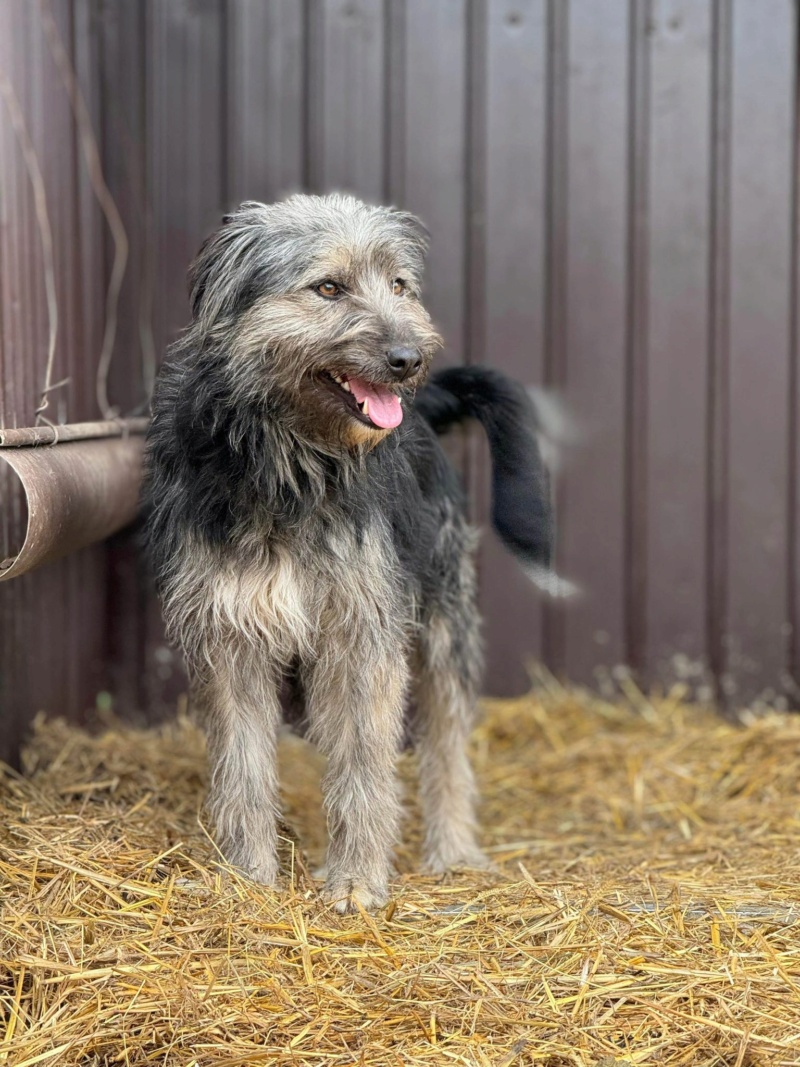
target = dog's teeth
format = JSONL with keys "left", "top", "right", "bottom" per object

{"left": 341, "top": 380, "right": 351, "bottom": 392}
{"left": 361, "top": 398, "right": 369, "bottom": 416}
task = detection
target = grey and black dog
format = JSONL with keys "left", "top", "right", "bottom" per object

{"left": 143, "top": 193, "right": 560, "bottom": 913}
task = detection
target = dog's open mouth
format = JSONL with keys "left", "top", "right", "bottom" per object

{"left": 320, "top": 371, "right": 403, "bottom": 429}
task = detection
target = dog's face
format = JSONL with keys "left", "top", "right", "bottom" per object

{"left": 188, "top": 194, "right": 443, "bottom": 449}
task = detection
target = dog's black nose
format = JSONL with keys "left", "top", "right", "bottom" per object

{"left": 386, "top": 346, "right": 422, "bottom": 381}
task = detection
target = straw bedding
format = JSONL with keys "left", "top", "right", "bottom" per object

{"left": 1, "top": 682, "right": 799, "bottom": 1066}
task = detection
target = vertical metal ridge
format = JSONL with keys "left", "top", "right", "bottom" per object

{"left": 301, "top": 0, "right": 315, "bottom": 192}
{"left": 384, "top": 0, "right": 405, "bottom": 205}
{"left": 0, "top": 256, "right": 5, "bottom": 440}
{"left": 624, "top": 0, "right": 650, "bottom": 676}
{"left": 144, "top": 0, "right": 159, "bottom": 362}
{"left": 465, "top": 0, "right": 487, "bottom": 372}
{"left": 21, "top": 10, "right": 38, "bottom": 428}
{"left": 222, "top": 0, "right": 238, "bottom": 203}
{"left": 707, "top": 0, "right": 732, "bottom": 701}
{"left": 787, "top": 0, "right": 800, "bottom": 696}
{"left": 308, "top": 0, "right": 325, "bottom": 194}
{"left": 463, "top": 0, "right": 488, "bottom": 528}
{"left": 139, "top": 0, "right": 155, "bottom": 407}
{"left": 381, "top": 0, "right": 392, "bottom": 203}
{"left": 1, "top": 3, "right": 23, "bottom": 425}
{"left": 66, "top": 0, "right": 84, "bottom": 418}
{"left": 218, "top": 0, "right": 230, "bottom": 210}
{"left": 0, "top": 6, "right": 10, "bottom": 431}
{"left": 542, "top": 0, "right": 569, "bottom": 672}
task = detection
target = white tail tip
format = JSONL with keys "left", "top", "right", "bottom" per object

{"left": 523, "top": 564, "right": 580, "bottom": 599}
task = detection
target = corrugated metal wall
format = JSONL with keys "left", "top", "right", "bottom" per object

{"left": 1, "top": 2, "right": 114, "bottom": 764}
{"left": 1, "top": 0, "right": 798, "bottom": 759}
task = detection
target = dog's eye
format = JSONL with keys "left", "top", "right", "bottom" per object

{"left": 317, "top": 281, "right": 341, "bottom": 299}
{"left": 392, "top": 279, "right": 407, "bottom": 296}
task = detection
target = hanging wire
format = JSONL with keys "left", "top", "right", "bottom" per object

{"left": 0, "top": 70, "right": 62, "bottom": 437}
{"left": 137, "top": 196, "right": 158, "bottom": 412}
{"left": 40, "top": 0, "right": 129, "bottom": 421}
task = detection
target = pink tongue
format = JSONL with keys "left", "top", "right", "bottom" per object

{"left": 347, "top": 377, "right": 403, "bottom": 429}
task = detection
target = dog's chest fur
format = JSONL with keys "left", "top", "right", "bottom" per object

{"left": 164, "top": 518, "right": 407, "bottom": 671}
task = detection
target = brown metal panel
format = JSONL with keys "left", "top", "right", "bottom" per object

{"left": 0, "top": 1, "right": 114, "bottom": 762}
{"left": 1, "top": 3, "right": 43, "bottom": 430}
{"left": 147, "top": 0, "right": 227, "bottom": 354}
{"left": 92, "top": 1, "right": 162, "bottom": 716}
{"left": 93, "top": 0, "right": 152, "bottom": 417}
{"left": 309, "top": 0, "right": 386, "bottom": 201}
{"left": 41, "top": 3, "right": 95, "bottom": 725}
{"left": 72, "top": 0, "right": 108, "bottom": 417}
{"left": 50, "top": 2, "right": 92, "bottom": 424}
{"left": 723, "top": 0, "right": 795, "bottom": 704}
{"left": 480, "top": 0, "right": 549, "bottom": 695}
{"left": 556, "top": 0, "right": 631, "bottom": 683}
{"left": 0, "top": 3, "right": 45, "bottom": 762}
{"left": 0, "top": 2, "right": 20, "bottom": 426}
{"left": 397, "top": 0, "right": 468, "bottom": 361}
{"left": 226, "top": 0, "right": 305, "bottom": 203}
{"left": 642, "top": 0, "right": 713, "bottom": 688}
{"left": 1, "top": 1, "right": 63, "bottom": 745}
{"left": 707, "top": 0, "right": 732, "bottom": 707}
{"left": 34, "top": 2, "right": 76, "bottom": 427}
{"left": 0, "top": 545, "right": 108, "bottom": 765}
{"left": 793, "top": 54, "right": 800, "bottom": 702}
{"left": 62, "top": 0, "right": 148, "bottom": 730}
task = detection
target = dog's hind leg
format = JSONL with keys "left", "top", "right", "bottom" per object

{"left": 413, "top": 603, "right": 488, "bottom": 874}
{"left": 306, "top": 649, "right": 408, "bottom": 914}
{"left": 201, "top": 653, "right": 283, "bottom": 886}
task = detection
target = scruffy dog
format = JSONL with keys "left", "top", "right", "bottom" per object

{"left": 143, "top": 194, "right": 557, "bottom": 913}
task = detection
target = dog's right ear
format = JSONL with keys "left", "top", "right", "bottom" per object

{"left": 188, "top": 202, "right": 273, "bottom": 330}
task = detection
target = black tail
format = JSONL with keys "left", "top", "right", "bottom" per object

{"left": 415, "top": 366, "right": 575, "bottom": 597}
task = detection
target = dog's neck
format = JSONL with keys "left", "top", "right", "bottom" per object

{"left": 221, "top": 406, "right": 392, "bottom": 542}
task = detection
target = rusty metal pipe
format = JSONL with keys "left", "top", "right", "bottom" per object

{"left": 0, "top": 421, "right": 147, "bottom": 581}
{"left": 0, "top": 417, "right": 149, "bottom": 448}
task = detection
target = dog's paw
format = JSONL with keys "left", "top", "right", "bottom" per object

{"left": 232, "top": 863, "right": 280, "bottom": 887}
{"left": 245, "top": 862, "right": 281, "bottom": 885}
{"left": 322, "top": 876, "right": 390, "bottom": 914}
{"left": 223, "top": 850, "right": 280, "bottom": 886}
{"left": 423, "top": 845, "right": 493, "bottom": 875}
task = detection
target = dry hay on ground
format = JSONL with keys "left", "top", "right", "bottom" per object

{"left": 1, "top": 684, "right": 800, "bottom": 1066}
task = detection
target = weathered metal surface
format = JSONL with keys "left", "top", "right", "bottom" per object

{"left": 0, "top": 0, "right": 125, "bottom": 765}
{"left": 2, "top": 0, "right": 799, "bottom": 765}
{"left": 641, "top": 0, "right": 712, "bottom": 688}
{"left": 723, "top": 1, "right": 795, "bottom": 705}
{"left": 557, "top": 0, "right": 632, "bottom": 686}
{"left": 476, "top": 0, "right": 548, "bottom": 693}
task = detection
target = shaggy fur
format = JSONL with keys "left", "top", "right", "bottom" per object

{"left": 143, "top": 193, "right": 556, "bottom": 913}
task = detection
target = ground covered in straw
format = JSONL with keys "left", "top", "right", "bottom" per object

{"left": 1, "top": 685, "right": 800, "bottom": 1066}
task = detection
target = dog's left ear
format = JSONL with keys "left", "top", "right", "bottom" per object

{"left": 388, "top": 208, "right": 430, "bottom": 260}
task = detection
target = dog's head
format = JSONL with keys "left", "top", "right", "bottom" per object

{"left": 187, "top": 194, "right": 443, "bottom": 449}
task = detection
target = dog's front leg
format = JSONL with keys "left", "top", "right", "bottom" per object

{"left": 201, "top": 654, "right": 282, "bottom": 885}
{"left": 307, "top": 653, "right": 408, "bottom": 914}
